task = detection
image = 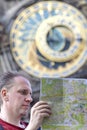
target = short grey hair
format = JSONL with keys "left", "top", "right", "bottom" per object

{"left": 0, "top": 71, "right": 25, "bottom": 90}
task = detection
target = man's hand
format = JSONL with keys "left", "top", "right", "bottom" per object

{"left": 25, "top": 101, "right": 52, "bottom": 130}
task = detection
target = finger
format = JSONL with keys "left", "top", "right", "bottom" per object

{"left": 34, "top": 104, "right": 51, "bottom": 110}
{"left": 31, "top": 106, "right": 52, "bottom": 116}
{"left": 39, "top": 108, "right": 52, "bottom": 115}
{"left": 38, "top": 112, "right": 51, "bottom": 118}
{"left": 33, "top": 101, "right": 49, "bottom": 108}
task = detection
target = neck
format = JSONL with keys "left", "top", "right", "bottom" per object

{"left": 0, "top": 105, "right": 21, "bottom": 127}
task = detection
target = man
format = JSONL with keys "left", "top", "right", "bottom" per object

{"left": 0, "top": 71, "right": 51, "bottom": 130}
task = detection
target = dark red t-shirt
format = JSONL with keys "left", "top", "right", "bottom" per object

{"left": 0, "top": 118, "right": 27, "bottom": 130}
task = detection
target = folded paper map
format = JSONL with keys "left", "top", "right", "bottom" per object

{"left": 40, "top": 78, "right": 87, "bottom": 130}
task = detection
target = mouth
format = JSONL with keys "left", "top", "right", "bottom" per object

{"left": 22, "top": 105, "right": 30, "bottom": 109}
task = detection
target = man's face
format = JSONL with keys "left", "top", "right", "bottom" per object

{"left": 6, "top": 76, "right": 33, "bottom": 117}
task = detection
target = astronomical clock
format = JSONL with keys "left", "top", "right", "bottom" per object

{"left": 0, "top": 0, "right": 87, "bottom": 79}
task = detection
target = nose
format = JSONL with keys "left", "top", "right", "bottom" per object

{"left": 25, "top": 95, "right": 33, "bottom": 103}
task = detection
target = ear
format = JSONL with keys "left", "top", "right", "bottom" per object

{"left": 0, "top": 88, "right": 9, "bottom": 102}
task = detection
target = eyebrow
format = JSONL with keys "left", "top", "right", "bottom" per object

{"left": 17, "top": 89, "right": 32, "bottom": 94}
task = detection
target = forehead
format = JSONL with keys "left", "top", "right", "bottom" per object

{"left": 14, "top": 76, "right": 32, "bottom": 91}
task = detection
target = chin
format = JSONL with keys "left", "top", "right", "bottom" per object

{"left": 20, "top": 110, "right": 28, "bottom": 117}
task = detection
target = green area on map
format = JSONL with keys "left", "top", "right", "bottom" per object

{"left": 40, "top": 78, "right": 87, "bottom": 130}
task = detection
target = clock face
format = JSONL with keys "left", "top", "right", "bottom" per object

{"left": 10, "top": 1, "right": 87, "bottom": 78}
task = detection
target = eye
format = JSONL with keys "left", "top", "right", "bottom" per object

{"left": 18, "top": 90, "right": 29, "bottom": 95}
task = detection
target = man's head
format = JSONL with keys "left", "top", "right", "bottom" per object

{"left": 0, "top": 71, "right": 33, "bottom": 117}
